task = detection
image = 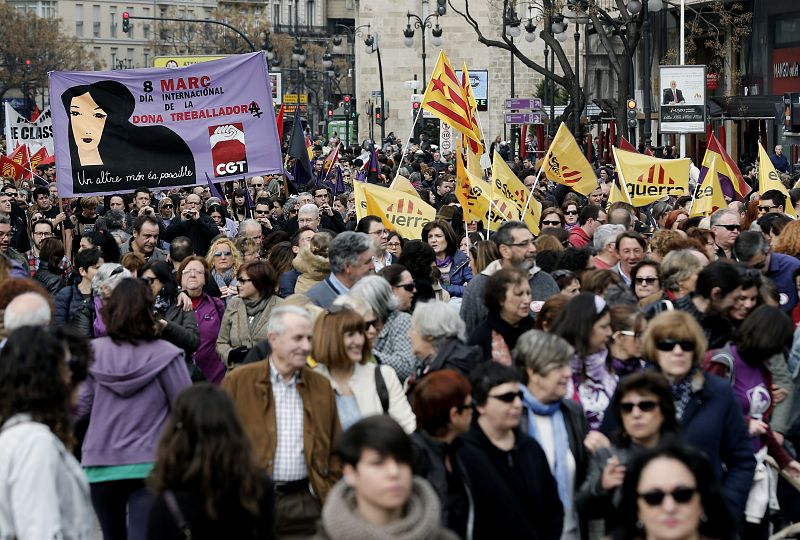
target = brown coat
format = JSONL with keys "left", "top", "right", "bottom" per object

{"left": 222, "top": 360, "right": 342, "bottom": 502}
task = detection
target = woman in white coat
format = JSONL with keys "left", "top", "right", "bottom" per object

{"left": 0, "top": 326, "right": 96, "bottom": 540}
{"left": 311, "top": 305, "right": 416, "bottom": 433}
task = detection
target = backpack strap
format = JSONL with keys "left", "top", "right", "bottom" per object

{"left": 710, "top": 344, "right": 736, "bottom": 385}
{"left": 164, "top": 490, "right": 193, "bottom": 539}
{"left": 374, "top": 365, "right": 390, "bottom": 414}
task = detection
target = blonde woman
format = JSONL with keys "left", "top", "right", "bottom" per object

{"left": 205, "top": 237, "right": 243, "bottom": 304}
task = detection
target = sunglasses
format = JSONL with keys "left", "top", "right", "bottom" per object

{"left": 364, "top": 318, "right": 378, "bottom": 329}
{"left": 237, "top": 277, "right": 252, "bottom": 284}
{"left": 542, "top": 220, "right": 562, "bottom": 226}
{"left": 214, "top": 251, "right": 232, "bottom": 257}
{"left": 655, "top": 339, "right": 694, "bottom": 352}
{"left": 758, "top": 204, "right": 777, "bottom": 212}
{"left": 564, "top": 210, "right": 579, "bottom": 216}
{"left": 620, "top": 400, "right": 658, "bottom": 414}
{"left": 162, "top": 204, "right": 174, "bottom": 209}
{"left": 638, "top": 487, "right": 697, "bottom": 507}
{"left": 488, "top": 390, "right": 523, "bottom": 403}
{"left": 634, "top": 277, "right": 659, "bottom": 285}
{"left": 394, "top": 283, "right": 416, "bottom": 292}
{"left": 255, "top": 210, "right": 270, "bottom": 215}
{"left": 714, "top": 224, "right": 740, "bottom": 232}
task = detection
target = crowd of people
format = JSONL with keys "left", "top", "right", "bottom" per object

{"left": 2, "top": 135, "right": 800, "bottom": 540}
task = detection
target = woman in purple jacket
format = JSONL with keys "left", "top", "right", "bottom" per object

{"left": 178, "top": 256, "right": 226, "bottom": 383}
{"left": 77, "top": 278, "right": 192, "bottom": 540}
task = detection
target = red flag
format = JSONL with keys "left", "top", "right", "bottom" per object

{"left": 30, "top": 105, "right": 41, "bottom": 123}
{"left": 0, "top": 156, "right": 24, "bottom": 180}
{"left": 30, "top": 147, "right": 48, "bottom": 171}
{"left": 10, "top": 145, "right": 32, "bottom": 179}
{"left": 520, "top": 125, "right": 527, "bottom": 159}
{"left": 276, "top": 103, "right": 285, "bottom": 142}
{"left": 617, "top": 136, "right": 654, "bottom": 157}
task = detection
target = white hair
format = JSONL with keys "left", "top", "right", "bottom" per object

{"left": 411, "top": 300, "right": 465, "bottom": 348}
{"left": 91, "top": 263, "right": 132, "bottom": 297}
{"left": 593, "top": 224, "right": 626, "bottom": 251}
{"left": 266, "top": 305, "right": 311, "bottom": 335}
{"left": 349, "top": 275, "right": 399, "bottom": 321}
{"left": 4, "top": 292, "right": 51, "bottom": 331}
{"left": 298, "top": 203, "right": 319, "bottom": 219}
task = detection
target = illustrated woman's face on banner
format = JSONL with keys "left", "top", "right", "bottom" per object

{"left": 69, "top": 92, "right": 107, "bottom": 164}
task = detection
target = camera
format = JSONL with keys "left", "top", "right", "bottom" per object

{"left": 145, "top": 208, "right": 153, "bottom": 215}
{"left": 183, "top": 212, "right": 192, "bottom": 220}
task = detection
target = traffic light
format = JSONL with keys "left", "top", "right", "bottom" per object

{"left": 343, "top": 95, "right": 351, "bottom": 104}
{"left": 122, "top": 11, "right": 130, "bottom": 34}
{"left": 626, "top": 99, "right": 637, "bottom": 128}
{"left": 374, "top": 107, "right": 382, "bottom": 125}
{"left": 437, "top": 0, "right": 447, "bottom": 15}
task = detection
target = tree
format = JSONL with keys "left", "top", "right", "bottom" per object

{"left": 0, "top": 3, "right": 99, "bottom": 102}
{"left": 449, "top": 0, "right": 647, "bottom": 144}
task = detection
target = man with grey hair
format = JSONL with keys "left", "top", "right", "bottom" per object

{"left": 460, "top": 220, "right": 559, "bottom": 334}
{"left": 222, "top": 305, "right": 341, "bottom": 537}
{"left": 4, "top": 292, "right": 51, "bottom": 332}
{"left": 710, "top": 208, "right": 741, "bottom": 259}
{"left": 409, "top": 300, "right": 480, "bottom": 380}
{"left": 297, "top": 204, "right": 320, "bottom": 231}
{"left": 238, "top": 219, "right": 265, "bottom": 249}
{"left": 305, "top": 231, "right": 374, "bottom": 309}
{"left": 592, "top": 224, "right": 625, "bottom": 269}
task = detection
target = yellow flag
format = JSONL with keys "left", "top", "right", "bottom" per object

{"left": 541, "top": 123, "right": 598, "bottom": 196}
{"left": 389, "top": 175, "right": 421, "bottom": 198}
{"left": 465, "top": 140, "right": 485, "bottom": 179}
{"left": 455, "top": 143, "right": 518, "bottom": 226}
{"left": 420, "top": 51, "right": 481, "bottom": 147}
{"left": 614, "top": 147, "right": 691, "bottom": 206}
{"left": 491, "top": 151, "right": 541, "bottom": 235}
{"left": 690, "top": 157, "right": 725, "bottom": 217}
{"left": 758, "top": 143, "right": 796, "bottom": 217}
{"left": 460, "top": 62, "right": 484, "bottom": 156}
{"left": 353, "top": 182, "right": 435, "bottom": 238}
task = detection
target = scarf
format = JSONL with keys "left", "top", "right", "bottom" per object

{"left": 521, "top": 385, "right": 571, "bottom": 510}
{"left": 671, "top": 367, "right": 697, "bottom": 420}
{"left": 434, "top": 255, "right": 453, "bottom": 268}
{"left": 242, "top": 296, "right": 269, "bottom": 331}
{"left": 212, "top": 267, "right": 236, "bottom": 289}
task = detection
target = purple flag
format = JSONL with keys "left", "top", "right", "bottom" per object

{"left": 204, "top": 172, "right": 225, "bottom": 201}
{"left": 50, "top": 52, "right": 283, "bottom": 197}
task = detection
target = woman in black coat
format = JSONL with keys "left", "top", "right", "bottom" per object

{"left": 457, "top": 363, "right": 564, "bottom": 540}
{"left": 34, "top": 237, "right": 67, "bottom": 295}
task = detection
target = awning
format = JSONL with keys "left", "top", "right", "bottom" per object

{"left": 709, "top": 95, "right": 782, "bottom": 121}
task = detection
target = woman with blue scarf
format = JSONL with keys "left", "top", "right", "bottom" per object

{"left": 515, "top": 330, "right": 589, "bottom": 540}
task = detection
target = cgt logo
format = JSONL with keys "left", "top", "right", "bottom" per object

{"left": 385, "top": 198, "right": 428, "bottom": 228}
{"left": 209, "top": 123, "right": 248, "bottom": 177}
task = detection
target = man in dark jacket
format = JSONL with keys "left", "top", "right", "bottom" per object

{"left": 162, "top": 193, "right": 219, "bottom": 256}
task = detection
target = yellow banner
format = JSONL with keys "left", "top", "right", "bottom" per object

{"left": 541, "top": 123, "right": 598, "bottom": 196}
{"left": 353, "top": 182, "right": 434, "bottom": 238}
{"left": 690, "top": 157, "right": 725, "bottom": 217}
{"left": 491, "top": 151, "right": 542, "bottom": 235}
{"left": 455, "top": 144, "right": 518, "bottom": 226}
{"left": 389, "top": 175, "right": 420, "bottom": 198}
{"left": 758, "top": 143, "right": 796, "bottom": 217}
{"left": 614, "top": 148, "right": 690, "bottom": 206}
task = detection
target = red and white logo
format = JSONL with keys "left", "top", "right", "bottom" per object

{"left": 209, "top": 123, "right": 248, "bottom": 177}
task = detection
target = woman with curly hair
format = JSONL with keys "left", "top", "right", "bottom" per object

{"left": 773, "top": 218, "right": 800, "bottom": 258}
{"left": 206, "top": 237, "right": 243, "bottom": 305}
{"left": 147, "top": 384, "right": 275, "bottom": 539}
{"left": 0, "top": 326, "right": 95, "bottom": 539}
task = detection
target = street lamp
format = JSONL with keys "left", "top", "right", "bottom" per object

{"left": 365, "top": 32, "right": 385, "bottom": 144}
{"left": 403, "top": 12, "right": 441, "bottom": 85}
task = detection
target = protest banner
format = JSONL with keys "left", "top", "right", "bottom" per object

{"left": 541, "top": 123, "right": 598, "bottom": 196}
{"left": 50, "top": 52, "right": 283, "bottom": 197}
{"left": 4, "top": 103, "right": 54, "bottom": 155}
{"left": 614, "top": 147, "right": 690, "bottom": 206}
{"left": 353, "top": 181, "right": 435, "bottom": 238}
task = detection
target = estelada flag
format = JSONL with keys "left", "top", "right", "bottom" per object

{"left": 614, "top": 148, "right": 690, "bottom": 207}
{"left": 491, "top": 151, "right": 541, "bottom": 235}
{"left": 541, "top": 124, "right": 598, "bottom": 196}
{"left": 460, "top": 63, "right": 483, "bottom": 155}
{"left": 0, "top": 155, "right": 24, "bottom": 180}
{"left": 353, "top": 181, "right": 435, "bottom": 239}
{"left": 421, "top": 51, "right": 481, "bottom": 149}
{"left": 700, "top": 133, "right": 750, "bottom": 202}
{"left": 758, "top": 142, "right": 796, "bottom": 217}
{"left": 690, "top": 156, "right": 725, "bottom": 217}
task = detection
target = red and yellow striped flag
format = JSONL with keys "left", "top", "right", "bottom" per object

{"left": 421, "top": 51, "right": 481, "bottom": 145}
{"left": 460, "top": 63, "right": 483, "bottom": 155}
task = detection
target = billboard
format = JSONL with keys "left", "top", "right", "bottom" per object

{"left": 659, "top": 65, "right": 706, "bottom": 133}
{"left": 455, "top": 69, "right": 488, "bottom": 111}
{"left": 50, "top": 52, "right": 283, "bottom": 197}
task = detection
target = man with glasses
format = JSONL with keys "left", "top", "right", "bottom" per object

{"left": 568, "top": 205, "right": 607, "bottom": 248}
{"left": 734, "top": 230, "right": 800, "bottom": 313}
{"left": 356, "top": 215, "right": 395, "bottom": 272}
{"left": 0, "top": 190, "right": 29, "bottom": 253}
{"left": 710, "top": 209, "right": 741, "bottom": 259}
{"left": 460, "top": 221, "right": 559, "bottom": 334}
{"left": 25, "top": 219, "right": 55, "bottom": 275}
{"left": 249, "top": 176, "right": 265, "bottom": 198}
{"left": 253, "top": 198, "right": 276, "bottom": 232}
{"left": 313, "top": 186, "right": 346, "bottom": 232}
{"left": 614, "top": 231, "right": 646, "bottom": 286}
{"left": 757, "top": 190, "right": 786, "bottom": 217}
{"left": 0, "top": 216, "right": 29, "bottom": 274}
{"left": 163, "top": 193, "right": 219, "bottom": 256}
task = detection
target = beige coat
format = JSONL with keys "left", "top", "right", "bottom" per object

{"left": 216, "top": 295, "right": 281, "bottom": 367}
{"left": 293, "top": 247, "right": 330, "bottom": 294}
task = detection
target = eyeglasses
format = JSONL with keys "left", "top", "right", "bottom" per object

{"left": 620, "top": 400, "right": 659, "bottom": 414}
{"left": 394, "top": 282, "right": 416, "bottom": 292}
{"left": 564, "top": 210, "right": 579, "bottom": 216}
{"left": 387, "top": 241, "right": 401, "bottom": 248}
{"left": 714, "top": 223, "right": 740, "bottom": 232}
{"left": 255, "top": 210, "right": 270, "bottom": 215}
{"left": 182, "top": 269, "right": 203, "bottom": 276}
{"left": 237, "top": 277, "right": 252, "bottom": 284}
{"left": 364, "top": 318, "right": 378, "bottom": 329}
{"left": 542, "top": 220, "right": 562, "bottom": 226}
{"left": 140, "top": 276, "right": 153, "bottom": 285}
{"left": 488, "top": 390, "right": 523, "bottom": 403}
{"left": 638, "top": 487, "right": 697, "bottom": 507}
{"left": 214, "top": 250, "right": 232, "bottom": 257}
{"left": 289, "top": 209, "right": 299, "bottom": 215}
{"left": 634, "top": 277, "right": 659, "bottom": 285}
{"left": 655, "top": 339, "right": 694, "bottom": 352}
{"left": 758, "top": 204, "right": 777, "bottom": 212}
{"left": 162, "top": 204, "right": 174, "bottom": 209}
{"left": 33, "top": 231, "right": 52, "bottom": 238}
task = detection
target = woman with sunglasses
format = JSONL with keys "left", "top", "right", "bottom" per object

{"left": 608, "top": 305, "right": 650, "bottom": 378}
{"left": 630, "top": 261, "right": 662, "bottom": 306}
{"left": 206, "top": 237, "right": 242, "bottom": 306}
{"left": 577, "top": 372, "right": 679, "bottom": 535}
{"left": 614, "top": 443, "right": 735, "bottom": 540}
{"left": 380, "top": 263, "right": 416, "bottom": 312}
{"left": 311, "top": 306, "right": 416, "bottom": 433}
{"left": 562, "top": 201, "right": 580, "bottom": 230}
{"left": 216, "top": 261, "right": 282, "bottom": 369}
{"left": 457, "top": 362, "right": 564, "bottom": 539}
{"left": 540, "top": 207, "right": 566, "bottom": 230}
{"left": 640, "top": 310, "right": 755, "bottom": 522}
{"left": 704, "top": 305, "right": 800, "bottom": 538}
{"left": 516, "top": 330, "right": 590, "bottom": 539}
{"left": 552, "top": 293, "right": 615, "bottom": 431}
{"left": 468, "top": 268, "right": 535, "bottom": 365}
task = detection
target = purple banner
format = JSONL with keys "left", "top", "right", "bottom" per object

{"left": 50, "top": 52, "right": 282, "bottom": 197}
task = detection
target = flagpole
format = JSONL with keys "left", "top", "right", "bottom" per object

{"left": 395, "top": 108, "right": 424, "bottom": 180}
{"left": 521, "top": 166, "right": 545, "bottom": 220}
{"left": 611, "top": 147, "right": 634, "bottom": 205}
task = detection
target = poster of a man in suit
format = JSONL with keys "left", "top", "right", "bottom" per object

{"left": 663, "top": 80, "right": 685, "bottom": 105}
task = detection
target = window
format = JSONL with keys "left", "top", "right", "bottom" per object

{"left": 144, "top": 49, "right": 150, "bottom": 67}
{"left": 306, "top": 0, "right": 313, "bottom": 29}
{"left": 127, "top": 48, "right": 134, "bottom": 68}
{"left": 143, "top": 7, "right": 150, "bottom": 39}
{"left": 109, "top": 6, "right": 117, "bottom": 38}
{"left": 75, "top": 3, "right": 83, "bottom": 36}
{"left": 126, "top": 6, "right": 134, "bottom": 38}
{"left": 110, "top": 47, "right": 118, "bottom": 68}
{"left": 272, "top": 3, "right": 280, "bottom": 26}
{"left": 92, "top": 4, "right": 100, "bottom": 37}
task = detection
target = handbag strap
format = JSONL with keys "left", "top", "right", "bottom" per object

{"left": 164, "top": 490, "right": 193, "bottom": 539}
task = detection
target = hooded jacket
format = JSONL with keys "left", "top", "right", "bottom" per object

{"left": 77, "top": 337, "right": 192, "bottom": 467}
{"left": 293, "top": 246, "right": 330, "bottom": 294}
{"left": 312, "top": 478, "right": 458, "bottom": 540}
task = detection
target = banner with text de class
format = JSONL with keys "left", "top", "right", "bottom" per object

{"left": 50, "top": 52, "right": 282, "bottom": 197}
{"left": 4, "top": 103, "right": 54, "bottom": 155}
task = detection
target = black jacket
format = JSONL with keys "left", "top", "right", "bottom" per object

{"left": 457, "top": 422, "right": 564, "bottom": 540}
{"left": 163, "top": 214, "right": 220, "bottom": 257}
{"left": 427, "top": 338, "right": 482, "bottom": 377}
{"left": 54, "top": 284, "right": 91, "bottom": 326}
{"left": 467, "top": 312, "right": 535, "bottom": 363}
{"left": 33, "top": 267, "right": 66, "bottom": 295}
